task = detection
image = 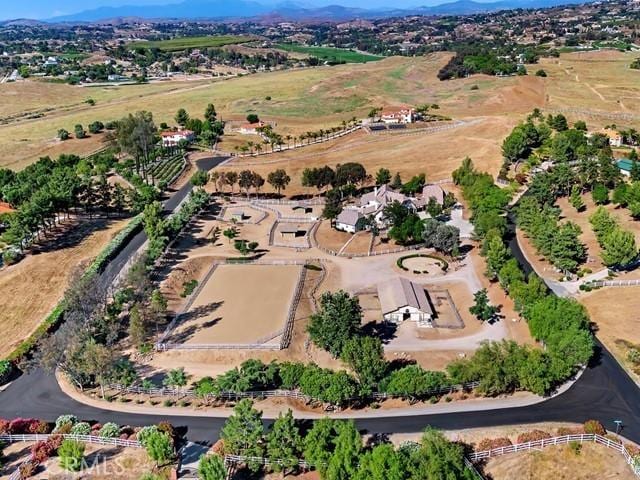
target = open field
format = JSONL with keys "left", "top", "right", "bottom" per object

{"left": 0, "top": 217, "right": 129, "bottom": 358}
{"left": 165, "top": 263, "right": 302, "bottom": 345}
{"left": 129, "top": 35, "right": 253, "bottom": 51}
{"left": 581, "top": 286, "right": 640, "bottom": 381}
{"left": 541, "top": 50, "right": 640, "bottom": 127}
{"left": 484, "top": 442, "right": 637, "bottom": 480}
{"left": 274, "top": 43, "right": 383, "bottom": 63}
{"left": 0, "top": 52, "right": 542, "bottom": 170}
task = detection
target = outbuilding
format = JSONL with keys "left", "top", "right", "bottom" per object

{"left": 377, "top": 277, "right": 434, "bottom": 327}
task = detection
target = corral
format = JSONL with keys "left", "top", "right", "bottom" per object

{"left": 159, "top": 262, "right": 305, "bottom": 348}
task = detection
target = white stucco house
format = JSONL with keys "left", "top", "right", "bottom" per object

{"left": 161, "top": 129, "right": 195, "bottom": 147}
{"left": 380, "top": 107, "right": 415, "bottom": 124}
{"left": 377, "top": 277, "right": 434, "bottom": 327}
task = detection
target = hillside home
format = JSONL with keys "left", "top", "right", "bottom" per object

{"left": 380, "top": 107, "right": 415, "bottom": 124}
{"left": 238, "top": 121, "right": 266, "bottom": 135}
{"left": 161, "top": 129, "right": 195, "bottom": 147}
{"left": 377, "top": 277, "right": 434, "bottom": 327}
{"left": 601, "top": 128, "right": 624, "bottom": 147}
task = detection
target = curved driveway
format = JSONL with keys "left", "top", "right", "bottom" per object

{"left": 1, "top": 156, "right": 639, "bottom": 445}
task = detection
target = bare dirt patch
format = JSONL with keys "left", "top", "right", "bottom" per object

{"left": 165, "top": 264, "right": 302, "bottom": 345}
{"left": 314, "top": 219, "right": 352, "bottom": 252}
{"left": 483, "top": 442, "right": 637, "bottom": 480}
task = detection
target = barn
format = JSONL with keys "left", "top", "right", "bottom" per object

{"left": 377, "top": 277, "right": 434, "bottom": 327}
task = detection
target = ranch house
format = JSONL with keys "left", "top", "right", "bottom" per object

{"left": 334, "top": 183, "right": 448, "bottom": 233}
{"left": 238, "top": 121, "right": 266, "bottom": 135}
{"left": 380, "top": 107, "right": 415, "bottom": 124}
{"left": 377, "top": 277, "right": 434, "bottom": 327}
{"left": 161, "top": 129, "right": 196, "bottom": 147}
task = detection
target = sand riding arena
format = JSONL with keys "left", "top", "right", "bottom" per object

{"left": 156, "top": 260, "right": 307, "bottom": 351}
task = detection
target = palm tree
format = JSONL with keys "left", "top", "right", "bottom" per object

{"left": 286, "top": 134, "right": 292, "bottom": 149}
{"left": 255, "top": 143, "right": 263, "bottom": 154}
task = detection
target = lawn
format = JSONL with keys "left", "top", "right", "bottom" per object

{"left": 274, "top": 43, "right": 384, "bottom": 63}
{"left": 129, "top": 35, "right": 253, "bottom": 52}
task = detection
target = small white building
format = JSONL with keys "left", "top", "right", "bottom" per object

{"left": 43, "top": 56, "right": 58, "bottom": 67}
{"left": 377, "top": 277, "right": 434, "bottom": 327}
{"left": 238, "top": 121, "right": 266, "bottom": 135}
{"left": 601, "top": 128, "right": 624, "bottom": 147}
{"left": 335, "top": 209, "right": 363, "bottom": 233}
{"left": 161, "top": 129, "right": 195, "bottom": 147}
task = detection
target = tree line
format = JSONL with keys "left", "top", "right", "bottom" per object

{"left": 454, "top": 157, "right": 594, "bottom": 394}
{"left": 220, "top": 400, "right": 476, "bottom": 480}
{"left": 0, "top": 152, "right": 151, "bottom": 262}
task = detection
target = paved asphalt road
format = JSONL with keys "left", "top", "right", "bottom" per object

{"left": 1, "top": 157, "right": 639, "bottom": 445}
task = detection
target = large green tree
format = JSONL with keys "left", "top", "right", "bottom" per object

{"left": 267, "top": 409, "right": 302, "bottom": 474}
{"left": 307, "top": 291, "right": 362, "bottom": 357}
{"left": 220, "top": 399, "right": 265, "bottom": 472}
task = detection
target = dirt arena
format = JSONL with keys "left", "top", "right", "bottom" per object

{"left": 165, "top": 263, "right": 303, "bottom": 345}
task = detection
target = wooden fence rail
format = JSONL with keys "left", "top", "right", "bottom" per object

{"left": 107, "top": 380, "right": 479, "bottom": 404}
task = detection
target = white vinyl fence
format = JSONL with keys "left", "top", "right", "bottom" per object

{"left": 0, "top": 433, "right": 141, "bottom": 448}
{"left": 468, "top": 434, "right": 640, "bottom": 477}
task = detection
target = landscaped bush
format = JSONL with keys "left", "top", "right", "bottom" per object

{"left": 19, "top": 461, "right": 37, "bottom": 478}
{"left": 58, "top": 439, "right": 85, "bottom": 472}
{"left": 70, "top": 422, "right": 92, "bottom": 436}
{"left": 516, "top": 430, "right": 551, "bottom": 443}
{"left": 583, "top": 419, "right": 606, "bottom": 436}
{"left": 556, "top": 426, "right": 585, "bottom": 436}
{"left": 2, "top": 249, "right": 22, "bottom": 266}
{"left": 99, "top": 422, "right": 120, "bottom": 438}
{"left": 477, "top": 437, "right": 513, "bottom": 451}
{"left": 31, "top": 440, "right": 57, "bottom": 463}
{"left": 136, "top": 425, "right": 160, "bottom": 446}
{"left": 54, "top": 415, "right": 77, "bottom": 432}
{"left": 0, "top": 419, "right": 9, "bottom": 433}
{"left": 9, "top": 418, "right": 48, "bottom": 434}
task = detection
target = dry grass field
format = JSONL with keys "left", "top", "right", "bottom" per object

{"left": 165, "top": 263, "right": 302, "bottom": 345}
{"left": 541, "top": 50, "right": 640, "bottom": 124}
{"left": 0, "top": 52, "right": 540, "bottom": 170}
{"left": 0, "top": 217, "right": 129, "bottom": 358}
{"left": 483, "top": 442, "right": 637, "bottom": 480}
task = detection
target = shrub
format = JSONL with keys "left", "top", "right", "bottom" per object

{"left": 0, "top": 419, "right": 9, "bottom": 433}
{"left": 99, "top": 422, "right": 120, "bottom": 438}
{"left": 31, "top": 440, "right": 56, "bottom": 463}
{"left": 58, "top": 439, "right": 85, "bottom": 472}
{"left": 46, "top": 434, "right": 64, "bottom": 451}
{"left": 477, "top": 437, "right": 512, "bottom": 451}
{"left": 157, "top": 421, "right": 176, "bottom": 441}
{"left": 136, "top": 425, "right": 160, "bottom": 446}
{"left": 568, "top": 441, "right": 582, "bottom": 455}
{"left": 2, "top": 249, "right": 21, "bottom": 266}
{"left": 70, "top": 422, "right": 92, "bottom": 436}
{"left": 557, "top": 426, "right": 584, "bottom": 436}
{"left": 516, "top": 430, "right": 551, "bottom": 443}
{"left": 54, "top": 415, "right": 77, "bottom": 432}
{"left": 28, "top": 419, "right": 49, "bottom": 434}
{"left": 583, "top": 420, "right": 606, "bottom": 436}
{"left": 9, "top": 418, "right": 45, "bottom": 434}
{"left": 19, "top": 461, "right": 37, "bottom": 478}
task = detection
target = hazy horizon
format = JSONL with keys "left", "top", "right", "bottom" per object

{"left": 1, "top": 0, "right": 501, "bottom": 21}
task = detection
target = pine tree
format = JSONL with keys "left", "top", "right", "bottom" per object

{"left": 469, "top": 289, "right": 499, "bottom": 322}
{"left": 220, "top": 399, "right": 265, "bottom": 472}
{"left": 485, "top": 236, "right": 510, "bottom": 280}
{"left": 325, "top": 421, "right": 362, "bottom": 480}
{"left": 267, "top": 410, "right": 302, "bottom": 474}
{"left": 570, "top": 185, "right": 585, "bottom": 212}
{"left": 198, "top": 454, "right": 226, "bottom": 480}
{"left": 390, "top": 172, "right": 402, "bottom": 189}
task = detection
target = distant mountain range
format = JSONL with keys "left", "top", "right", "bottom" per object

{"left": 5, "top": 0, "right": 598, "bottom": 24}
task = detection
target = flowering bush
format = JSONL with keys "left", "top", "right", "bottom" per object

{"left": 46, "top": 434, "right": 64, "bottom": 451}
{"left": 9, "top": 418, "right": 43, "bottom": 434}
{"left": 19, "top": 461, "right": 37, "bottom": 478}
{"left": 477, "top": 437, "right": 512, "bottom": 451}
{"left": 516, "top": 430, "right": 552, "bottom": 444}
{"left": 0, "top": 419, "right": 10, "bottom": 434}
{"left": 54, "top": 415, "right": 77, "bottom": 432}
{"left": 31, "top": 440, "right": 56, "bottom": 464}
{"left": 70, "top": 422, "right": 92, "bottom": 436}
{"left": 136, "top": 425, "right": 159, "bottom": 446}
{"left": 99, "top": 422, "right": 120, "bottom": 438}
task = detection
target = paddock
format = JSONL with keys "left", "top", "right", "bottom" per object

{"left": 162, "top": 263, "right": 304, "bottom": 347}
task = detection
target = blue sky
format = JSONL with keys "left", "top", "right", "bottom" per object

{"left": 1, "top": 0, "right": 459, "bottom": 20}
